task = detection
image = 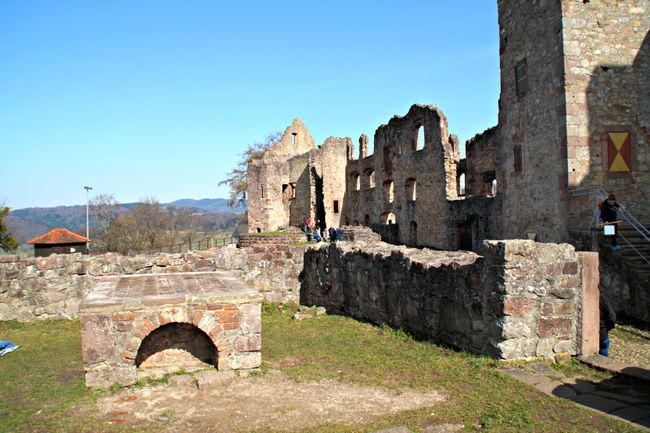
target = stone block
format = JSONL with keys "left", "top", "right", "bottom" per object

{"left": 158, "top": 306, "right": 188, "bottom": 325}
{"left": 80, "top": 315, "right": 116, "bottom": 364}
{"left": 537, "top": 317, "right": 573, "bottom": 338}
{"left": 195, "top": 370, "right": 235, "bottom": 389}
{"left": 240, "top": 303, "right": 261, "bottom": 333}
{"left": 168, "top": 374, "right": 196, "bottom": 388}
{"left": 235, "top": 334, "right": 262, "bottom": 352}
{"left": 503, "top": 297, "right": 536, "bottom": 316}
{"left": 231, "top": 352, "right": 262, "bottom": 369}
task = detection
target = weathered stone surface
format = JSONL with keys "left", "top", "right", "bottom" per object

{"left": 195, "top": 370, "right": 236, "bottom": 389}
{"left": 168, "top": 374, "right": 196, "bottom": 388}
{"left": 302, "top": 239, "right": 587, "bottom": 360}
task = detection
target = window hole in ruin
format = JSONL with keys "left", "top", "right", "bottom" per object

{"left": 364, "top": 214, "right": 370, "bottom": 226}
{"left": 515, "top": 59, "right": 528, "bottom": 97}
{"left": 136, "top": 323, "right": 217, "bottom": 377}
{"left": 291, "top": 132, "right": 297, "bottom": 145}
{"left": 459, "top": 173, "right": 466, "bottom": 196}
{"left": 381, "top": 212, "right": 397, "bottom": 225}
{"left": 457, "top": 222, "right": 473, "bottom": 251}
{"left": 383, "top": 146, "right": 393, "bottom": 174}
{"left": 383, "top": 179, "right": 394, "bottom": 203}
{"left": 405, "top": 178, "right": 417, "bottom": 201}
{"left": 256, "top": 227, "right": 261, "bottom": 233}
{"left": 366, "top": 169, "right": 376, "bottom": 188}
{"left": 491, "top": 179, "right": 498, "bottom": 196}
{"left": 352, "top": 172, "right": 360, "bottom": 191}
{"left": 413, "top": 124, "right": 425, "bottom": 151}
{"left": 333, "top": 200, "right": 340, "bottom": 214}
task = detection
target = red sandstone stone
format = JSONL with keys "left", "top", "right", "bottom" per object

{"left": 215, "top": 309, "right": 239, "bottom": 317}
{"left": 218, "top": 316, "right": 239, "bottom": 324}
{"left": 115, "top": 321, "right": 132, "bottom": 332}
{"left": 235, "top": 335, "right": 262, "bottom": 352}
{"left": 541, "top": 302, "right": 553, "bottom": 316}
{"left": 503, "top": 297, "right": 536, "bottom": 316}
{"left": 559, "top": 277, "right": 579, "bottom": 288}
{"left": 223, "top": 323, "right": 238, "bottom": 330}
{"left": 562, "top": 262, "right": 578, "bottom": 275}
{"left": 555, "top": 300, "right": 576, "bottom": 314}
{"left": 538, "top": 317, "right": 573, "bottom": 337}
{"left": 112, "top": 312, "right": 135, "bottom": 321}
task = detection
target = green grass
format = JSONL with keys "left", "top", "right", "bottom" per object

{"left": 262, "top": 308, "right": 644, "bottom": 433}
{"left": 0, "top": 320, "right": 138, "bottom": 433}
{"left": 0, "top": 311, "right": 645, "bottom": 433}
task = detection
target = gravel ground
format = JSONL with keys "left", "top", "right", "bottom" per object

{"left": 609, "top": 323, "right": 650, "bottom": 368}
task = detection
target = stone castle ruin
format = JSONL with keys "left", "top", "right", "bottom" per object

{"left": 248, "top": 0, "right": 649, "bottom": 253}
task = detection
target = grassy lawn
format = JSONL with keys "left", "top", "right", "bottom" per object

{"left": 0, "top": 307, "right": 644, "bottom": 433}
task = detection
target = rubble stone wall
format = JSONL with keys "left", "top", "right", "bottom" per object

{"left": 0, "top": 244, "right": 306, "bottom": 321}
{"left": 302, "top": 239, "right": 593, "bottom": 360}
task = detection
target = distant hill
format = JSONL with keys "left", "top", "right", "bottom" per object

{"left": 167, "top": 198, "right": 247, "bottom": 214}
{"left": 6, "top": 198, "right": 246, "bottom": 244}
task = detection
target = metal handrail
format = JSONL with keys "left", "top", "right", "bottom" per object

{"left": 569, "top": 185, "right": 649, "bottom": 265}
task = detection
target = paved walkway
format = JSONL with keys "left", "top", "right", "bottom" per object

{"left": 501, "top": 361, "right": 650, "bottom": 431}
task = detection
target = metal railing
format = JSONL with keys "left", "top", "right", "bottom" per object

{"left": 569, "top": 186, "right": 650, "bottom": 266}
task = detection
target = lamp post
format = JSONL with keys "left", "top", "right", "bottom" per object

{"left": 84, "top": 186, "right": 93, "bottom": 252}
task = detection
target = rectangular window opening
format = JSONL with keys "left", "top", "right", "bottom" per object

{"left": 333, "top": 200, "right": 340, "bottom": 214}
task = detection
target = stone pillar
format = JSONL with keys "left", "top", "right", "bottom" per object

{"left": 578, "top": 251, "right": 599, "bottom": 355}
{"left": 359, "top": 134, "right": 368, "bottom": 159}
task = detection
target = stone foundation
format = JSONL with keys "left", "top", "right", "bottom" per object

{"left": 301, "top": 239, "right": 599, "bottom": 360}
{"left": 79, "top": 271, "right": 262, "bottom": 387}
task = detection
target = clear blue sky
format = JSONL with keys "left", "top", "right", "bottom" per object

{"left": 1, "top": 1, "right": 500, "bottom": 210}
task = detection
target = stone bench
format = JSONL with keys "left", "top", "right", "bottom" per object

{"left": 79, "top": 271, "right": 262, "bottom": 387}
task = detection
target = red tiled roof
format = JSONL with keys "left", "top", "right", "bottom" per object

{"left": 27, "top": 228, "right": 90, "bottom": 245}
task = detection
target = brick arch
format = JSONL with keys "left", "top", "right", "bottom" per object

{"left": 129, "top": 305, "right": 235, "bottom": 371}
{"left": 135, "top": 322, "right": 218, "bottom": 369}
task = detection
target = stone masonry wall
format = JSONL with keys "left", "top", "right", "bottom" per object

{"left": 0, "top": 245, "right": 304, "bottom": 322}
{"left": 563, "top": 1, "right": 650, "bottom": 225}
{"left": 302, "top": 239, "right": 590, "bottom": 360}
{"left": 343, "top": 104, "right": 460, "bottom": 249}
{"left": 496, "top": 0, "right": 569, "bottom": 243}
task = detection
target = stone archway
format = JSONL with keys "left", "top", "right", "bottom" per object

{"left": 136, "top": 322, "right": 217, "bottom": 379}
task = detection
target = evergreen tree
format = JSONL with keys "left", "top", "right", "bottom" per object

{"left": 0, "top": 207, "right": 19, "bottom": 251}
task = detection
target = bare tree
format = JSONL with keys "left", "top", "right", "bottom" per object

{"left": 219, "top": 131, "right": 282, "bottom": 208}
{"left": 90, "top": 193, "right": 121, "bottom": 252}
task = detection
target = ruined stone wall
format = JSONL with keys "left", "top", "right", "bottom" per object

{"left": 343, "top": 105, "right": 460, "bottom": 249}
{"left": 318, "top": 137, "right": 351, "bottom": 228}
{"left": 496, "top": 0, "right": 569, "bottom": 243}
{"left": 0, "top": 245, "right": 305, "bottom": 322}
{"left": 302, "top": 239, "right": 595, "bottom": 360}
{"left": 464, "top": 127, "right": 498, "bottom": 196}
{"left": 247, "top": 118, "right": 316, "bottom": 233}
{"left": 562, "top": 1, "right": 650, "bottom": 225}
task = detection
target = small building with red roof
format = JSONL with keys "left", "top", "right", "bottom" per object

{"left": 27, "top": 228, "right": 90, "bottom": 257}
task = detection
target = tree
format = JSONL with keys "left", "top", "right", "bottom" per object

{"left": 0, "top": 206, "right": 19, "bottom": 251}
{"left": 107, "top": 198, "right": 173, "bottom": 253}
{"left": 90, "top": 194, "right": 121, "bottom": 252}
{"left": 219, "top": 131, "right": 282, "bottom": 208}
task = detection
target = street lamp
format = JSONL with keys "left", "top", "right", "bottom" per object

{"left": 84, "top": 186, "right": 93, "bottom": 252}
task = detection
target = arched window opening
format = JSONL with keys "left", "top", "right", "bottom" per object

{"left": 352, "top": 172, "right": 360, "bottom": 191}
{"left": 405, "top": 178, "right": 417, "bottom": 201}
{"left": 365, "top": 169, "right": 375, "bottom": 188}
{"left": 491, "top": 179, "right": 498, "bottom": 197}
{"left": 382, "top": 180, "right": 394, "bottom": 203}
{"left": 459, "top": 173, "right": 466, "bottom": 196}
{"left": 380, "top": 212, "right": 397, "bottom": 225}
{"left": 364, "top": 214, "right": 370, "bottom": 226}
{"left": 413, "top": 124, "right": 425, "bottom": 151}
{"left": 136, "top": 323, "right": 217, "bottom": 379}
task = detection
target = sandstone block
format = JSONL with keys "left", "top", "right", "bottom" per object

{"left": 195, "top": 370, "right": 236, "bottom": 389}
{"left": 235, "top": 334, "right": 262, "bottom": 352}
{"left": 240, "top": 303, "right": 261, "bottom": 333}
{"left": 231, "top": 352, "right": 261, "bottom": 369}
{"left": 503, "top": 297, "right": 536, "bottom": 316}
{"left": 537, "top": 317, "right": 573, "bottom": 338}
{"left": 80, "top": 315, "right": 116, "bottom": 364}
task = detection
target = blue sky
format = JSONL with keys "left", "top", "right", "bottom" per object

{"left": 1, "top": 1, "right": 500, "bottom": 209}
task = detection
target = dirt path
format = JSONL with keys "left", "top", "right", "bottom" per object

{"left": 97, "top": 370, "right": 445, "bottom": 432}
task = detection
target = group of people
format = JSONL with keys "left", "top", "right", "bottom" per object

{"left": 299, "top": 216, "right": 341, "bottom": 243}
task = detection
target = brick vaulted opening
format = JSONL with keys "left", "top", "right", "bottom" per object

{"left": 136, "top": 322, "right": 217, "bottom": 377}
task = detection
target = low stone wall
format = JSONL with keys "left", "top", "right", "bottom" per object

{"left": 214, "top": 244, "right": 305, "bottom": 303}
{"left": 0, "top": 242, "right": 306, "bottom": 322}
{"left": 301, "top": 239, "right": 597, "bottom": 360}
{"left": 237, "top": 231, "right": 305, "bottom": 248}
